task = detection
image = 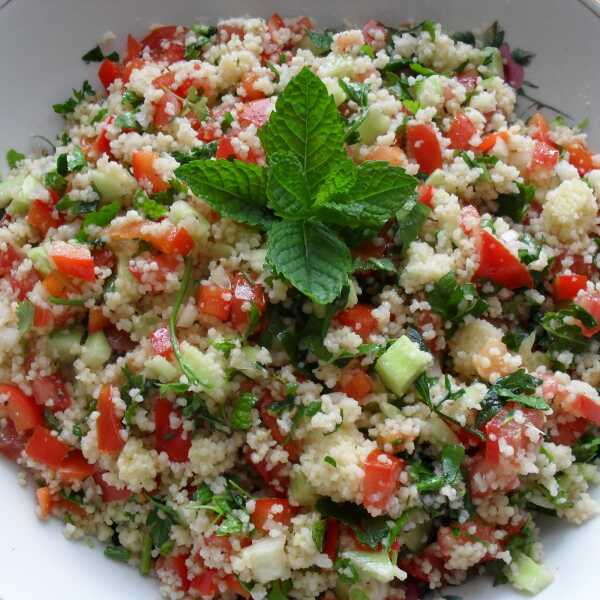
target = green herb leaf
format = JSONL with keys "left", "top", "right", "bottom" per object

{"left": 76, "top": 201, "right": 120, "bottom": 242}
{"left": 176, "top": 159, "right": 272, "bottom": 229}
{"left": 427, "top": 272, "right": 487, "bottom": 324}
{"left": 6, "top": 149, "right": 25, "bottom": 169}
{"left": 496, "top": 182, "right": 535, "bottom": 223}
{"left": 171, "top": 143, "right": 218, "bottom": 164}
{"left": 55, "top": 195, "right": 99, "bottom": 215}
{"left": 266, "top": 220, "right": 352, "bottom": 305}
{"left": 104, "top": 545, "right": 131, "bottom": 562}
{"left": 122, "top": 89, "right": 144, "bottom": 109}
{"left": 394, "top": 196, "right": 430, "bottom": 251}
{"left": 306, "top": 30, "right": 334, "bottom": 55}
{"left": 114, "top": 112, "right": 141, "bottom": 131}
{"left": 481, "top": 21, "right": 505, "bottom": 48}
{"left": 324, "top": 456, "right": 337, "bottom": 467}
{"left": 511, "top": 48, "right": 535, "bottom": 66}
{"left": 91, "top": 107, "right": 109, "bottom": 124}
{"left": 452, "top": 31, "right": 476, "bottom": 45}
{"left": 44, "top": 171, "right": 68, "bottom": 196}
{"left": 415, "top": 444, "right": 465, "bottom": 492}
{"left": 53, "top": 81, "right": 95, "bottom": 115}
{"left": 312, "top": 519, "right": 326, "bottom": 552}
{"left": 267, "top": 581, "right": 293, "bottom": 600}
{"left": 231, "top": 392, "right": 258, "bottom": 430}
{"left": 266, "top": 151, "right": 313, "bottom": 219}
{"left": 540, "top": 304, "right": 595, "bottom": 353}
{"left": 352, "top": 256, "right": 396, "bottom": 274}
{"left": 221, "top": 112, "right": 234, "bottom": 132}
{"left": 409, "top": 62, "right": 437, "bottom": 77}
{"left": 48, "top": 296, "right": 86, "bottom": 307}
{"left": 334, "top": 557, "right": 360, "bottom": 584}
{"left": 572, "top": 433, "right": 600, "bottom": 463}
{"left": 133, "top": 189, "right": 168, "bottom": 221}
{"left": 82, "top": 46, "right": 119, "bottom": 63}
{"left": 259, "top": 67, "right": 346, "bottom": 196}
{"left": 16, "top": 300, "right": 35, "bottom": 336}
{"left": 338, "top": 79, "right": 370, "bottom": 107}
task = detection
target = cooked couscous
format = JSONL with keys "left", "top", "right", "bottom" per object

{"left": 1, "top": 14, "right": 599, "bottom": 600}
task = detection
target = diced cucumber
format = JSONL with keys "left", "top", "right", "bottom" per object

{"left": 233, "top": 346, "right": 267, "bottom": 380}
{"left": 375, "top": 335, "right": 433, "bottom": 397}
{"left": 114, "top": 254, "right": 140, "bottom": 302}
{"left": 27, "top": 246, "right": 53, "bottom": 276}
{"left": 144, "top": 355, "right": 179, "bottom": 383}
{"left": 398, "top": 521, "right": 430, "bottom": 553}
{"left": 91, "top": 168, "right": 135, "bottom": 202}
{"left": 239, "top": 536, "right": 288, "bottom": 583}
{"left": 348, "top": 586, "right": 370, "bottom": 600}
{"left": 0, "top": 175, "right": 25, "bottom": 208}
{"left": 169, "top": 200, "right": 210, "bottom": 244}
{"left": 180, "top": 341, "right": 227, "bottom": 401}
{"left": 324, "top": 79, "right": 347, "bottom": 106}
{"left": 7, "top": 175, "right": 42, "bottom": 215}
{"left": 357, "top": 109, "right": 391, "bottom": 145}
{"left": 81, "top": 331, "right": 112, "bottom": 369}
{"left": 290, "top": 471, "right": 318, "bottom": 509}
{"left": 427, "top": 414, "right": 460, "bottom": 445}
{"left": 379, "top": 401, "right": 402, "bottom": 419}
{"left": 340, "top": 550, "right": 402, "bottom": 583}
{"left": 49, "top": 327, "right": 84, "bottom": 362}
{"left": 482, "top": 47, "right": 504, "bottom": 78}
{"left": 507, "top": 552, "right": 553, "bottom": 595}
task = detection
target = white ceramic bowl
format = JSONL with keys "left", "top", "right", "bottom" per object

{"left": 1, "top": 1, "right": 599, "bottom": 599}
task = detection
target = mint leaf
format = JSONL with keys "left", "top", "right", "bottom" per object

{"left": 427, "top": 272, "right": 487, "bottom": 324}
{"left": 266, "top": 220, "right": 351, "bottom": 304}
{"left": 266, "top": 151, "right": 312, "bottom": 219}
{"left": 314, "top": 158, "right": 357, "bottom": 206}
{"left": 496, "top": 182, "right": 535, "bottom": 223}
{"left": 353, "top": 256, "right": 396, "bottom": 273}
{"left": 231, "top": 393, "right": 258, "bottom": 430}
{"left": 306, "top": 30, "right": 334, "bottom": 55}
{"left": 259, "top": 67, "right": 345, "bottom": 195}
{"left": 133, "top": 189, "right": 168, "bottom": 221}
{"left": 318, "top": 162, "right": 419, "bottom": 229}
{"left": 338, "top": 79, "right": 369, "bottom": 107}
{"left": 6, "top": 149, "right": 25, "bottom": 169}
{"left": 76, "top": 201, "right": 120, "bottom": 242}
{"left": 16, "top": 300, "right": 35, "bottom": 336}
{"left": 395, "top": 196, "right": 430, "bottom": 252}
{"left": 176, "top": 160, "right": 272, "bottom": 229}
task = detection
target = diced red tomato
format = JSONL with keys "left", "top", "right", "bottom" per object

{"left": 156, "top": 554, "right": 190, "bottom": 592}
{"left": 125, "top": 34, "right": 143, "bottom": 62}
{"left": 155, "top": 398, "right": 191, "bottom": 462}
{"left": 97, "top": 384, "right": 125, "bottom": 454}
{"left": 474, "top": 230, "right": 533, "bottom": 289}
{"left": 223, "top": 574, "right": 250, "bottom": 599}
{"left": 33, "top": 304, "right": 54, "bottom": 329}
{"left": 88, "top": 306, "right": 110, "bottom": 333}
{"left": 575, "top": 290, "right": 600, "bottom": 337}
{"left": 362, "top": 449, "right": 404, "bottom": 511}
{"left": 132, "top": 150, "right": 170, "bottom": 193}
{"left": 122, "top": 57, "right": 145, "bottom": 83}
{"left": 338, "top": 366, "right": 373, "bottom": 401}
{"left": 476, "top": 130, "right": 509, "bottom": 154}
{"left": 230, "top": 274, "right": 266, "bottom": 333}
{"left": 188, "top": 569, "right": 218, "bottom": 597}
{"left": 400, "top": 545, "right": 446, "bottom": 584}
{"left": 141, "top": 26, "right": 187, "bottom": 64}
{"left": 566, "top": 142, "right": 595, "bottom": 176}
{"left": 251, "top": 498, "right": 296, "bottom": 531}
{"left": 258, "top": 393, "right": 301, "bottom": 462}
{"left": 129, "top": 252, "right": 182, "bottom": 292}
{"left": 529, "top": 112, "right": 554, "bottom": 145}
{"left": 27, "top": 199, "right": 62, "bottom": 236}
{"left": 418, "top": 183, "right": 434, "bottom": 208}
{"left": 42, "top": 271, "right": 69, "bottom": 297}
{"left": 437, "top": 519, "right": 498, "bottom": 563}
{"left": 7, "top": 268, "right": 40, "bottom": 300}
{"left": 447, "top": 113, "right": 476, "bottom": 150}
{"left": 407, "top": 124, "right": 442, "bottom": 175}
{"left": 569, "top": 395, "right": 600, "bottom": 427}
{"left": 90, "top": 121, "right": 114, "bottom": 160}
{"left": 150, "top": 327, "right": 173, "bottom": 358}
{"left": 37, "top": 486, "right": 53, "bottom": 520}
{"left": 197, "top": 283, "right": 232, "bottom": 321}
{"left": 466, "top": 451, "right": 520, "bottom": 498}
{"left": 362, "top": 19, "right": 388, "bottom": 50}
{"left": 484, "top": 404, "right": 545, "bottom": 466}
{"left": 94, "top": 472, "right": 133, "bottom": 502}
{"left": 553, "top": 274, "right": 588, "bottom": 303}
{"left": 25, "top": 426, "right": 70, "bottom": 468}
{"left": 49, "top": 241, "right": 96, "bottom": 282}
{"left": 218, "top": 23, "right": 245, "bottom": 42}
{"left": 530, "top": 141, "right": 559, "bottom": 173}
{"left": 32, "top": 374, "right": 71, "bottom": 413}
{"left": 1, "top": 384, "right": 43, "bottom": 433}
{"left": 154, "top": 90, "right": 183, "bottom": 128}
{"left": 58, "top": 451, "right": 96, "bottom": 482}
{"left": 324, "top": 518, "right": 340, "bottom": 560}
{"left": 98, "top": 59, "right": 122, "bottom": 91}
{"left": 456, "top": 70, "right": 479, "bottom": 91}
{"left": 145, "top": 225, "right": 194, "bottom": 256}
{"left": 237, "top": 98, "right": 274, "bottom": 128}
{"left": 0, "top": 419, "right": 27, "bottom": 460}
{"left": 91, "top": 246, "right": 116, "bottom": 270}
{"left": 549, "top": 414, "right": 589, "bottom": 446}
{"left": 336, "top": 304, "right": 377, "bottom": 340}
{"left": 243, "top": 445, "right": 289, "bottom": 496}
{"left": 0, "top": 243, "right": 20, "bottom": 276}
{"left": 240, "top": 72, "right": 266, "bottom": 101}
{"left": 216, "top": 136, "right": 236, "bottom": 160}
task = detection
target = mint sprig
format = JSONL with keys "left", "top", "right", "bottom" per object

{"left": 176, "top": 67, "right": 418, "bottom": 304}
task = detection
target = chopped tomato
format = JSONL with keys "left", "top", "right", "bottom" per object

{"left": 438, "top": 519, "right": 498, "bottom": 563}
{"left": 216, "top": 136, "right": 236, "bottom": 160}
{"left": 362, "top": 19, "right": 388, "bottom": 50}
{"left": 32, "top": 374, "right": 71, "bottom": 413}
{"left": 477, "top": 130, "right": 509, "bottom": 153}
{"left": 197, "top": 283, "right": 232, "bottom": 321}
{"left": 529, "top": 112, "right": 554, "bottom": 145}
{"left": 7, "top": 268, "right": 40, "bottom": 300}
{"left": 131, "top": 150, "right": 170, "bottom": 193}
{"left": 90, "top": 121, "right": 114, "bottom": 160}
{"left": 218, "top": 23, "right": 245, "bottom": 42}
{"left": 48, "top": 241, "right": 96, "bottom": 282}
{"left": 230, "top": 274, "right": 266, "bottom": 333}
{"left": 91, "top": 246, "right": 116, "bottom": 270}
{"left": 144, "top": 225, "right": 194, "bottom": 256}
{"left": 251, "top": 498, "right": 296, "bottom": 531}
{"left": 154, "top": 90, "right": 183, "bottom": 128}
{"left": 58, "top": 451, "right": 96, "bottom": 482}
{"left": 88, "top": 306, "right": 110, "bottom": 333}
{"left": 33, "top": 304, "right": 54, "bottom": 329}
{"left": 1, "top": 384, "right": 43, "bottom": 433}
{"left": 27, "top": 199, "right": 61, "bottom": 236}
{"left": 530, "top": 141, "right": 559, "bottom": 173}
{"left": 94, "top": 472, "right": 132, "bottom": 502}
{"left": 418, "top": 183, "right": 434, "bottom": 207}
{"left": 0, "top": 419, "right": 27, "bottom": 460}
{"left": 267, "top": 13, "right": 285, "bottom": 32}
{"left": 98, "top": 58, "right": 122, "bottom": 90}
{"left": 338, "top": 366, "right": 373, "bottom": 401}
{"left": 467, "top": 451, "right": 520, "bottom": 498}
{"left": 362, "top": 144, "right": 405, "bottom": 165}
{"left": 0, "top": 243, "right": 20, "bottom": 276}
{"left": 155, "top": 398, "right": 191, "bottom": 462}
{"left": 574, "top": 290, "right": 600, "bottom": 337}
{"left": 240, "top": 72, "right": 266, "bottom": 101}
{"left": 237, "top": 98, "right": 274, "bottom": 128}
{"left": 223, "top": 574, "right": 250, "bottom": 599}
{"left": 188, "top": 569, "right": 218, "bottom": 597}
{"left": 150, "top": 327, "right": 173, "bottom": 358}
{"left": 362, "top": 449, "right": 404, "bottom": 511}
{"left": 324, "top": 518, "right": 340, "bottom": 560}
{"left": 569, "top": 395, "right": 600, "bottom": 427}
{"left": 553, "top": 274, "right": 588, "bottom": 303}
{"left": 566, "top": 142, "right": 594, "bottom": 176}
{"left": 406, "top": 123, "right": 442, "bottom": 175}
{"left": 105, "top": 325, "right": 135, "bottom": 355}
{"left": 258, "top": 393, "right": 301, "bottom": 462}
{"left": 447, "top": 112, "right": 476, "bottom": 150}
{"left": 129, "top": 252, "right": 182, "bottom": 292}
{"left": 141, "top": 25, "right": 187, "bottom": 64}
{"left": 336, "top": 304, "right": 377, "bottom": 340}
{"left": 42, "top": 270, "right": 70, "bottom": 297}
{"left": 157, "top": 554, "right": 190, "bottom": 592}
{"left": 485, "top": 404, "right": 545, "bottom": 466}
{"left": 474, "top": 230, "right": 533, "bottom": 289}
{"left": 550, "top": 414, "right": 589, "bottom": 445}
{"left": 244, "top": 445, "right": 289, "bottom": 496}
{"left": 37, "top": 486, "right": 53, "bottom": 520}
{"left": 26, "top": 426, "right": 70, "bottom": 468}
{"left": 97, "top": 385, "right": 125, "bottom": 454}
{"left": 456, "top": 70, "right": 479, "bottom": 90}
{"left": 122, "top": 57, "right": 145, "bottom": 83}
{"left": 125, "top": 34, "right": 143, "bottom": 62}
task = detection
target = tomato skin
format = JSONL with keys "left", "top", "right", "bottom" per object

{"left": 122, "top": 57, "right": 145, "bottom": 83}
{"left": 58, "top": 451, "right": 96, "bottom": 482}
{"left": 150, "top": 326, "right": 173, "bottom": 358}
{"left": 240, "top": 72, "right": 266, "bottom": 100}
{"left": 97, "top": 385, "right": 125, "bottom": 454}
{"left": 141, "top": 26, "right": 187, "bottom": 64}
{"left": 474, "top": 230, "right": 533, "bottom": 289}
{"left": 0, "top": 419, "right": 27, "bottom": 460}
{"left": 188, "top": 569, "right": 218, "bottom": 597}
{"left": 574, "top": 290, "right": 600, "bottom": 337}
{"left": 230, "top": 275, "right": 266, "bottom": 333}
{"left": 553, "top": 274, "right": 588, "bottom": 303}
{"left": 94, "top": 472, "right": 133, "bottom": 502}
{"left": 37, "top": 486, "right": 53, "bottom": 519}
{"left": 477, "top": 130, "right": 509, "bottom": 153}
{"left": 456, "top": 70, "right": 479, "bottom": 91}
{"left": 224, "top": 574, "right": 250, "bottom": 599}
{"left": 25, "top": 426, "right": 70, "bottom": 469}
{"left": 251, "top": 498, "right": 296, "bottom": 531}
{"left": 32, "top": 374, "right": 71, "bottom": 413}
{"left": 49, "top": 241, "right": 96, "bottom": 282}
{"left": 467, "top": 451, "right": 520, "bottom": 498}
{"left": 125, "top": 34, "right": 143, "bottom": 62}
{"left": 156, "top": 554, "right": 190, "bottom": 592}
{"left": 529, "top": 112, "right": 554, "bottom": 145}
{"left": 530, "top": 141, "right": 559, "bottom": 172}
{"left": 362, "top": 449, "right": 405, "bottom": 511}
{"left": 550, "top": 415, "right": 588, "bottom": 445}
{"left": 27, "top": 199, "right": 62, "bottom": 236}
{"left": 33, "top": 304, "right": 54, "bottom": 329}
{"left": 1, "top": 384, "right": 43, "bottom": 433}
{"left": 243, "top": 445, "right": 289, "bottom": 496}
{"left": 98, "top": 59, "right": 122, "bottom": 90}
{"left": 237, "top": 98, "right": 274, "bottom": 128}
{"left": 338, "top": 366, "right": 373, "bottom": 401}
{"left": 154, "top": 90, "right": 183, "bottom": 128}
{"left": 0, "top": 243, "right": 21, "bottom": 276}
{"left": 448, "top": 113, "right": 476, "bottom": 150}
{"left": 407, "top": 123, "right": 443, "bottom": 175}
{"left": 418, "top": 183, "right": 434, "bottom": 207}
{"left": 570, "top": 395, "right": 600, "bottom": 426}
{"left": 336, "top": 304, "right": 377, "bottom": 340}
{"left": 216, "top": 136, "right": 236, "bottom": 160}
{"left": 438, "top": 519, "right": 498, "bottom": 563}
{"left": 155, "top": 398, "right": 191, "bottom": 462}
{"left": 565, "top": 142, "right": 594, "bottom": 176}
{"left": 362, "top": 19, "right": 388, "bottom": 50}
{"left": 197, "top": 284, "right": 232, "bottom": 321}
{"left": 132, "top": 150, "right": 170, "bottom": 193}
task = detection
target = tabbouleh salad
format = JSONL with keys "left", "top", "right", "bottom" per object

{"left": 1, "top": 13, "right": 600, "bottom": 600}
